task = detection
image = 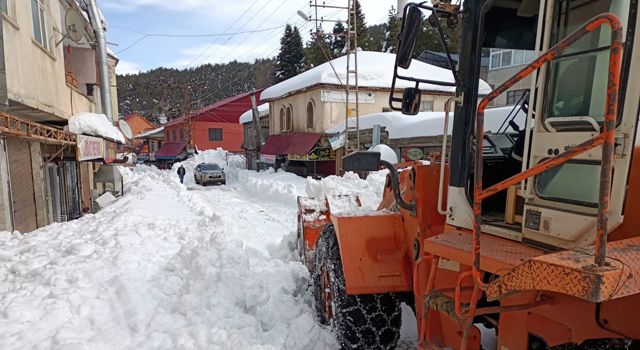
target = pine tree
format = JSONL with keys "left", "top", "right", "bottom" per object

{"left": 383, "top": 6, "right": 401, "bottom": 53}
{"left": 353, "top": 0, "right": 370, "bottom": 50}
{"left": 305, "top": 31, "right": 333, "bottom": 68}
{"left": 274, "top": 25, "right": 306, "bottom": 83}
{"left": 331, "top": 21, "right": 346, "bottom": 56}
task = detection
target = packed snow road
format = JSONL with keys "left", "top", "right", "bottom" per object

{"left": 0, "top": 150, "right": 417, "bottom": 349}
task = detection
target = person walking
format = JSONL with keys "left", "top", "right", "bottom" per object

{"left": 177, "top": 164, "right": 186, "bottom": 184}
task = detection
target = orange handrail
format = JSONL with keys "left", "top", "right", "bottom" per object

{"left": 472, "top": 13, "right": 624, "bottom": 289}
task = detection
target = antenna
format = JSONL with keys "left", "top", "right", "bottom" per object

{"left": 65, "top": 8, "right": 86, "bottom": 43}
{"left": 118, "top": 120, "right": 134, "bottom": 140}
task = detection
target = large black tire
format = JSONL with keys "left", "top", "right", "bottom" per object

{"left": 312, "top": 225, "right": 402, "bottom": 349}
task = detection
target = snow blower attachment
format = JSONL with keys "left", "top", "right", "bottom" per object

{"left": 299, "top": 0, "right": 640, "bottom": 349}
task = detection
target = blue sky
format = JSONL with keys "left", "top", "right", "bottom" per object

{"left": 102, "top": 0, "right": 401, "bottom": 75}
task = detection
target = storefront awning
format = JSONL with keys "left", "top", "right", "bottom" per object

{"left": 155, "top": 142, "right": 187, "bottom": 160}
{"left": 260, "top": 133, "right": 322, "bottom": 155}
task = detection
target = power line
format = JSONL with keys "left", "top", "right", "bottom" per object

{"left": 195, "top": 0, "right": 278, "bottom": 67}
{"left": 115, "top": 25, "right": 288, "bottom": 54}
{"left": 184, "top": 0, "right": 262, "bottom": 68}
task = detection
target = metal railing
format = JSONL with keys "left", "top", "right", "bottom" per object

{"left": 471, "top": 13, "right": 624, "bottom": 288}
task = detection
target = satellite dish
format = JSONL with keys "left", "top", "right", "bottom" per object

{"left": 118, "top": 120, "right": 134, "bottom": 140}
{"left": 65, "top": 8, "right": 86, "bottom": 43}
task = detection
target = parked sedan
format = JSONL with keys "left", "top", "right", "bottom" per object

{"left": 194, "top": 163, "right": 226, "bottom": 186}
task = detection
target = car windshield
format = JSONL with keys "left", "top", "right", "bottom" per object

{"left": 202, "top": 164, "right": 220, "bottom": 171}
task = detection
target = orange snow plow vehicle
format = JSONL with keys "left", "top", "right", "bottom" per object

{"left": 297, "top": 0, "right": 640, "bottom": 349}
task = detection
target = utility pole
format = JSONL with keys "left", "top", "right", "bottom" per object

{"left": 182, "top": 84, "right": 194, "bottom": 150}
{"left": 309, "top": 0, "right": 360, "bottom": 152}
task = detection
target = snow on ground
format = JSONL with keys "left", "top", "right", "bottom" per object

{"left": 0, "top": 149, "right": 424, "bottom": 350}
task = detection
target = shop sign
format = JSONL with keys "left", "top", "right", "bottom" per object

{"left": 321, "top": 90, "right": 376, "bottom": 104}
{"left": 402, "top": 147, "right": 427, "bottom": 162}
{"left": 77, "top": 135, "right": 104, "bottom": 161}
{"left": 104, "top": 141, "right": 117, "bottom": 163}
{"left": 261, "top": 154, "right": 276, "bottom": 163}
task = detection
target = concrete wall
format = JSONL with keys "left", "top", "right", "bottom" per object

{"left": 487, "top": 65, "right": 533, "bottom": 107}
{"left": 268, "top": 87, "right": 452, "bottom": 135}
{"left": 2, "top": 0, "right": 98, "bottom": 119}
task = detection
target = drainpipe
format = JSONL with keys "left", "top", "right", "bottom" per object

{"left": 87, "top": 0, "right": 113, "bottom": 121}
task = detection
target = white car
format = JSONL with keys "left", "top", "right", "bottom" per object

{"left": 194, "top": 163, "right": 226, "bottom": 186}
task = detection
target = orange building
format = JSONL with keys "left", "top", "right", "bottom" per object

{"left": 163, "top": 90, "right": 263, "bottom": 152}
{"left": 122, "top": 113, "right": 156, "bottom": 136}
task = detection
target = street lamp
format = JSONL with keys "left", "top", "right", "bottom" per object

{"left": 297, "top": 10, "right": 309, "bottom": 21}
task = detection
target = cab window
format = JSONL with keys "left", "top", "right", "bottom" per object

{"left": 544, "top": 0, "right": 630, "bottom": 124}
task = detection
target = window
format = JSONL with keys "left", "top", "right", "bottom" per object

{"left": 165, "top": 130, "right": 170, "bottom": 141}
{"left": 179, "top": 129, "right": 185, "bottom": 142}
{"left": 535, "top": 161, "right": 601, "bottom": 207}
{"left": 419, "top": 100, "right": 434, "bottom": 112}
{"left": 489, "top": 49, "right": 535, "bottom": 70}
{"left": 306, "top": 101, "right": 314, "bottom": 129}
{"left": 285, "top": 105, "right": 293, "bottom": 131}
{"left": 1, "top": 0, "right": 15, "bottom": 19}
{"left": 543, "top": 0, "right": 631, "bottom": 124}
{"left": 31, "top": 0, "right": 48, "bottom": 50}
{"left": 279, "top": 107, "right": 286, "bottom": 132}
{"left": 208, "top": 128, "right": 223, "bottom": 141}
{"left": 506, "top": 89, "right": 528, "bottom": 105}
{"left": 172, "top": 130, "right": 177, "bottom": 142}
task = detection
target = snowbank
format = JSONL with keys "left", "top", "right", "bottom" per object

{"left": 68, "top": 112, "right": 125, "bottom": 143}
{"left": 0, "top": 156, "right": 337, "bottom": 349}
{"left": 326, "top": 105, "right": 527, "bottom": 139}
{"left": 239, "top": 103, "right": 269, "bottom": 124}
{"left": 261, "top": 51, "right": 492, "bottom": 100}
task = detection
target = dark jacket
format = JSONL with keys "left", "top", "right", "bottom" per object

{"left": 177, "top": 166, "right": 186, "bottom": 176}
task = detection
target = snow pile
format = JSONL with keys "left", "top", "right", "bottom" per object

{"left": 0, "top": 161, "right": 337, "bottom": 349}
{"left": 326, "top": 105, "right": 527, "bottom": 139}
{"left": 306, "top": 171, "right": 387, "bottom": 210}
{"left": 68, "top": 112, "right": 125, "bottom": 143}
{"left": 239, "top": 103, "right": 269, "bottom": 124}
{"left": 262, "top": 51, "right": 492, "bottom": 100}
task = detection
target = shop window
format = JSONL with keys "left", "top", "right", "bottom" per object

{"left": 208, "top": 128, "right": 223, "bottom": 141}
{"left": 31, "top": 0, "right": 49, "bottom": 50}
{"left": 306, "top": 101, "right": 314, "bottom": 129}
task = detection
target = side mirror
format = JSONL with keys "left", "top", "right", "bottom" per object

{"left": 397, "top": 4, "right": 423, "bottom": 69}
{"left": 342, "top": 151, "right": 381, "bottom": 172}
{"left": 401, "top": 88, "right": 422, "bottom": 115}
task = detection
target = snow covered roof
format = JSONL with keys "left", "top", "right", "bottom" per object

{"left": 239, "top": 103, "right": 269, "bottom": 124}
{"left": 261, "top": 51, "right": 492, "bottom": 101}
{"left": 135, "top": 126, "right": 164, "bottom": 139}
{"left": 68, "top": 112, "right": 125, "bottom": 143}
{"left": 326, "top": 106, "right": 526, "bottom": 139}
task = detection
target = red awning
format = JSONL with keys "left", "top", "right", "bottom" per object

{"left": 260, "top": 133, "right": 322, "bottom": 155}
{"left": 156, "top": 142, "right": 187, "bottom": 159}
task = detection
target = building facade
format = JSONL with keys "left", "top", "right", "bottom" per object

{"left": 0, "top": 0, "right": 117, "bottom": 232}
{"left": 486, "top": 49, "right": 536, "bottom": 107}
{"left": 259, "top": 51, "right": 491, "bottom": 176}
{"left": 163, "top": 90, "right": 262, "bottom": 154}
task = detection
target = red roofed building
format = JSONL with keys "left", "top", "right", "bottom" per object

{"left": 164, "top": 90, "right": 263, "bottom": 152}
